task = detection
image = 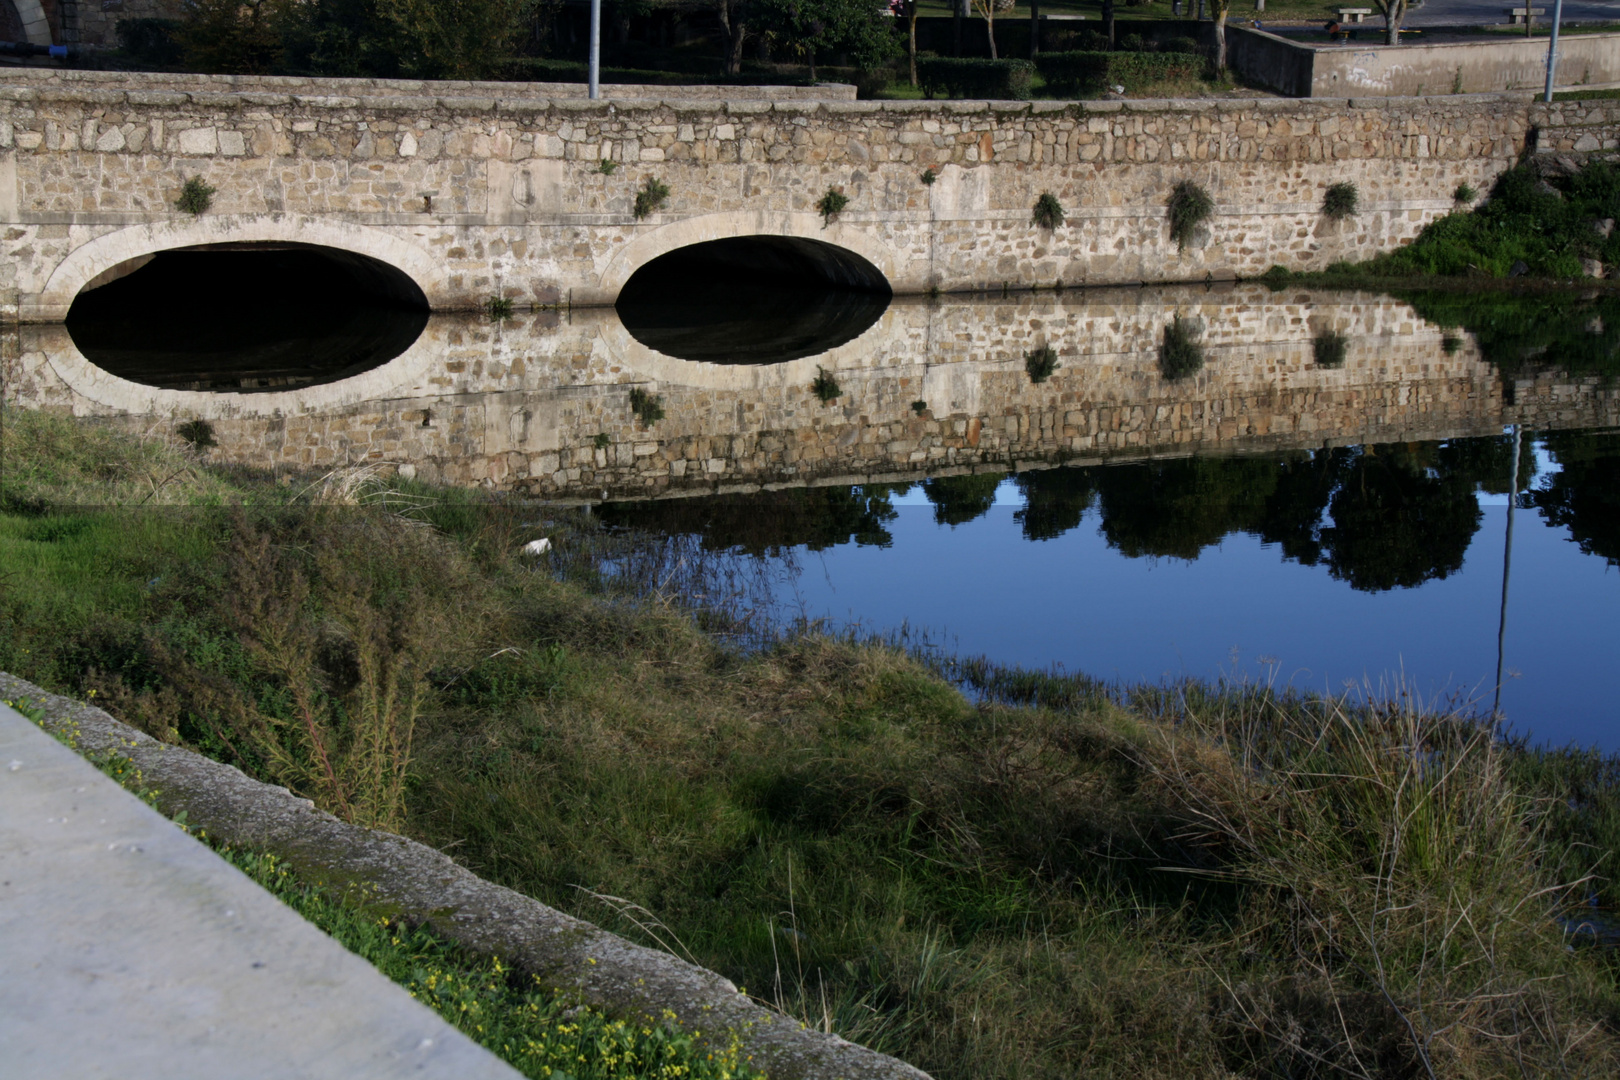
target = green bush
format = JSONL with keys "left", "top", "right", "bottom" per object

{"left": 484, "top": 296, "right": 514, "bottom": 320}
{"left": 1031, "top": 193, "right": 1065, "bottom": 231}
{"left": 816, "top": 188, "right": 849, "bottom": 225}
{"left": 811, "top": 367, "right": 842, "bottom": 403}
{"left": 917, "top": 58, "right": 1034, "bottom": 100}
{"left": 628, "top": 387, "right": 665, "bottom": 426}
{"left": 1167, "top": 180, "right": 1214, "bottom": 250}
{"left": 1323, "top": 182, "right": 1359, "bottom": 219}
{"left": 174, "top": 176, "right": 216, "bottom": 216}
{"left": 1036, "top": 51, "right": 1205, "bottom": 96}
{"left": 633, "top": 177, "right": 670, "bottom": 220}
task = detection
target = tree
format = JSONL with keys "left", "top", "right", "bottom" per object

{"left": 1530, "top": 431, "right": 1620, "bottom": 567}
{"left": 754, "top": 0, "right": 896, "bottom": 80}
{"left": 902, "top": 0, "right": 919, "bottom": 86}
{"left": 1373, "top": 0, "right": 1409, "bottom": 45}
{"left": 971, "top": 0, "right": 998, "bottom": 60}
{"left": 1211, "top": 0, "right": 1232, "bottom": 71}
{"left": 372, "top": 0, "right": 535, "bottom": 79}
{"left": 177, "top": 0, "right": 293, "bottom": 74}
{"left": 923, "top": 472, "right": 1006, "bottom": 528}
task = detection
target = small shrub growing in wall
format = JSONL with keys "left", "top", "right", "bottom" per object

{"left": 811, "top": 367, "right": 841, "bottom": 403}
{"left": 921, "top": 168, "right": 938, "bottom": 186}
{"left": 1025, "top": 345, "right": 1060, "bottom": 384}
{"left": 1031, "top": 193, "right": 1065, "bottom": 232}
{"left": 1159, "top": 316, "right": 1204, "bottom": 380}
{"left": 1167, "top": 180, "right": 1213, "bottom": 251}
{"left": 1454, "top": 182, "right": 1478, "bottom": 205}
{"left": 592, "top": 432, "right": 612, "bottom": 449}
{"left": 912, "top": 400, "right": 929, "bottom": 415}
{"left": 633, "top": 177, "right": 670, "bottom": 220}
{"left": 175, "top": 176, "right": 216, "bottom": 216}
{"left": 1313, "top": 329, "right": 1349, "bottom": 368}
{"left": 1322, "top": 182, "right": 1359, "bottom": 220}
{"left": 484, "top": 295, "right": 514, "bottom": 320}
{"left": 816, "top": 188, "right": 850, "bottom": 226}
{"left": 598, "top": 159, "right": 618, "bottom": 175}
{"left": 1442, "top": 334, "right": 1464, "bottom": 355}
{"left": 628, "top": 387, "right": 665, "bottom": 427}
{"left": 176, "top": 419, "right": 216, "bottom": 450}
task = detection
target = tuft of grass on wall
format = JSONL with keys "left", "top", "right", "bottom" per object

{"left": 175, "top": 175, "right": 216, "bottom": 215}
{"left": 1167, "top": 180, "right": 1214, "bottom": 251}
{"left": 1024, "top": 345, "right": 1060, "bottom": 383}
{"left": 633, "top": 177, "right": 670, "bottom": 220}
{"left": 1312, "top": 329, "right": 1349, "bottom": 368}
{"left": 1159, "top": 315, "right": 1204, "bottom": 379}
{"left": 1031, "top": 192, "right": 1065, "bottom": 231}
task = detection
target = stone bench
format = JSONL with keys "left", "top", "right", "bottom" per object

{"left": 1335, "top": 7, "right": 1373, "bottom": 21}
{"left": 1504, "top": 6, "right": 1546, "bottom": 23}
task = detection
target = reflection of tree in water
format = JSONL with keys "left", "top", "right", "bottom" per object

{"left": 600, "top": 431, "right": 1620, "bottom": 595}
{"left": 1531, "top": 429, "right": 1620, "bottom": 566}
{"left": 1402, "top": 290, "right": 1620, "bottom": 380}
{"left": 922, "top": 472, "right": 1005, "bottom": 527}
{"left": 596, "top": 484, "right": 911, "bottom": 555}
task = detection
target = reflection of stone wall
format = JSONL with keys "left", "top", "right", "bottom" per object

{"left": 9, "top": 286, "right": 1619, "bottom": 500}
{"left": 4, "top": 67, "right": 1618, "bottom": 318}
{"left": 75, "top": 1, "right": 183, "bottom": 49}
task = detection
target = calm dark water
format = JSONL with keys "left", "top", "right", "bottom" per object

{"left": 602, "top": 430, "right": 1620, "bottom": 751}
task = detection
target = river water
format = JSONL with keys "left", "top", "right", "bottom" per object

{"left": 25, "top": 250, "right": 1620, "bottom": 750}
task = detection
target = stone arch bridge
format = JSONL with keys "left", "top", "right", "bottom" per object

{"left": 2, "top": 66, "right": 1618, "bottom": 322}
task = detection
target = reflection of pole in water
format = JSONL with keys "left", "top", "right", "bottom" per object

{"left": 1493, "top": 424, "right": 1521, "bottom": 719}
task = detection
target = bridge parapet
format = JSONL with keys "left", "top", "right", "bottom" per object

{"left": 2, "top": 70, "right": 1617, "bottom": 320}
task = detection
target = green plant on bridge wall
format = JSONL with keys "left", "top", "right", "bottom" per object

{"left": 633, "top": 177, "right": 670, "bottom": 220}
{"left": 484, "top": 295, "right": 513, "bottom": 320}
{"left": 1323, "top": 182, "right": 1360, "bottom": 220}
{"left": 816, "top": 188, "right": 850, "bottom": 227}
{"left": 1031, "top": 193, "right": 1065, "bottom": 232}
{"left": 175, "top": 175, "right": 216, "bottom": 215}
{"left": 1167, "top": 180, "right": 1213, "bottom": 251}
{"left": 1313, "top": 329, "right": 1350, "bottom": 368}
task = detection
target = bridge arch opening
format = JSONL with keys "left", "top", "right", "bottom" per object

{"left": 65, "top": 243, "right": 429, "bottom": 392}
{"left": 615, "top": 235, "right": 891, "bottom": 364}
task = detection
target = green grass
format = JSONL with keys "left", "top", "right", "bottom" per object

{"left": 5, "top": 409, "right": 1620, "bottom": 1079}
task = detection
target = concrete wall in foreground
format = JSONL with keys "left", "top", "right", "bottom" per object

{"left": 6, "top": 69, "right": 1619, "bottom": 320}
{"left": 9, "top": 286, "right": 1618, "bottom": 501}
{"left": 1231, "top": 27, "right": 1620, "bottom": 98}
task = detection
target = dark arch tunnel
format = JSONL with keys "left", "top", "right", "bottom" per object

{"left": 614, "top": 236, "right": 892, "bottom": 364}
{"left": 65, "top": 243, "right": 430, "bottom": 392}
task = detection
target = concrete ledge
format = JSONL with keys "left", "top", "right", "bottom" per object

{"left": 0, "top": 700, "right": 522, "bottom": 1080}
{"left": 0, "top": 675, "right": 934, "bottom": 1080}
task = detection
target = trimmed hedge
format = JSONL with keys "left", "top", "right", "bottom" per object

{"left": 1035, "top": 50, "right": 1206, "bottom": 96}
{"left": 917, "top": 57, "right": 1035, "bottom": 101}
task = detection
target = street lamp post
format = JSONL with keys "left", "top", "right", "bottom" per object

{"left": 589, "top": 0, "right": 602, "bottom": 100}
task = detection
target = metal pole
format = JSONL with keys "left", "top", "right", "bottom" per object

{"left": 1493, "top": 424, "right": 1521, "bottom": 719}
{"left": 1544, "top": 0, "right": 1566, "bottom": 101}
{"left": 588, "top": 0, "right": 601, "bottom": 100}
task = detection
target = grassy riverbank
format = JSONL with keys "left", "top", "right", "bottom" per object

{"left": 3, "top": 409, "right": 1620, "bottom": 1078}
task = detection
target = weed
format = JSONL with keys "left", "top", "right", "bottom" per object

{"left": 1442, "top": 333, "right": 1464, "bottom": 354}
{"left": 628, "top": 387, "right": 665, "bottom": 427}
{"left": 597, "top": 158, "right": 617, "bottom": 175}
{"left": 1159, "top": 315, "right": 1204, "bottom": 379}
{"left": 1322, "top": 181, "right": 1359, "bottom": 219}
{"left": 1167, "top": 180, "right": 1214, "bottom": 250}
{"left": 484, "top": 295, "right": 514, "bottom": 320}
{"left": 592, "top": 432, "right": 612, "bottom": 450}
{"left": 1455, "top": 181, "right": 1478, "bottom": 204}
{"left": 175, "top": 420, "right": 217, "bottom": 451}
{"left": 633, "top": 176, "right": 670, "bottom": 220}
{"left": 810, "top": 367, "right": 841, "bottom": 403}
{"left": 816, "top": 188, "right": 849, "bottom": 226}
{"left": 911, "top": 400, "right": 928, "bottom": 416}
{"left": 174, "top": 175, "right": 216, "bottom": 216}
{"left": 1031, "top": 192, "right": 1065, "bottom": 231}
{"left": 1312, "top": 329, "right": 1349, "bottom": 368}
{"left": 920, "top": 167, "right": 937, "bottom": 186}
{"left": 1024, "top": 345, "right": 1060, "bottom": 384}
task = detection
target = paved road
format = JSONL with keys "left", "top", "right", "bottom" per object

{"left": 1389, "top": 0, "right": 1615, "bottom": 26}
{"left": 0, "top": 702, "right": 520, "bottom": 1080}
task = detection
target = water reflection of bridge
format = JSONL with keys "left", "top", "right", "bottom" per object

{"left": 6, "top": 284, "right": 1618, "bottom": 501}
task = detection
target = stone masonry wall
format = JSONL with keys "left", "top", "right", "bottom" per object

{"left": 4, "top": 68, "right": 1618, "bottom": 320}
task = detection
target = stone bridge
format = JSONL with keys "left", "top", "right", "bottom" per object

{"left": 8, "top": 284, "right": 1616, "bottom": 501}
{"left": 4, "top": 66, "right": 1619, "bottom": 322}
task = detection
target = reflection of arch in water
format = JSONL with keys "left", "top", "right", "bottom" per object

{"left": 8, "top": 0, "right": 52, "bottom": 46}
{"left": 28, "top": 216, "right": 445, "bottom": 322}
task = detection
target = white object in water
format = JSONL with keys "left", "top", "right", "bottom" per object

{"left": 520, "top": 538, "right": 552, "bottom": 556}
